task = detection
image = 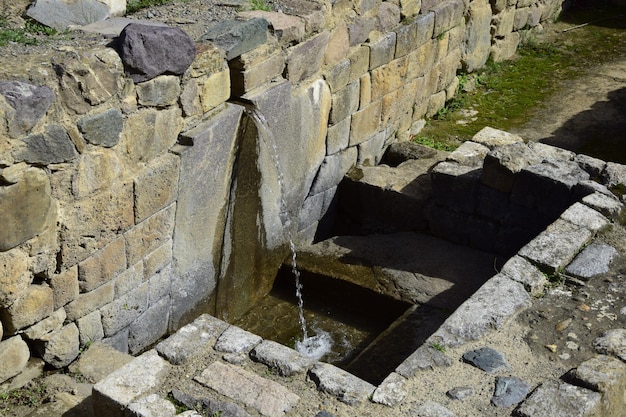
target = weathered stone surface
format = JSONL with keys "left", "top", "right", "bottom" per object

{"left": 53, "top": 48, "right": 122, "bottom": 114}
{"left": 199, "top": 68, "right": 230, "bottom": 111}
{"left": 202, "top": 18, "right": 269, "bottom": 60}
{"left": 128, "top": 296, "right": 170, "bottom": 354}
{"left": 395, "top": 345, "right": 453, "bottom": 377}
{"left": 214, "top": 326, "right": 262, "bottom": 354}
{"left": 347, "top": 17, "right": 376, "bottom": 47}
{"left": 430, "top": 161, "right": 481, "bottom": 214}
{"left": 0, "top": 248, "right": 31, "bottom": 308}
{"left": 18, "top": 124, "right": 78, "bottom": 165}
{"left": 156, "top": 314, "right": 229, "bottom": 364}
{"left": 1, "top": 284, "right": 54, "bottom": 334}
{"left": 171, "top": 387, "right": 252, "bottom": 417}
{"left": 519, "top": 219, "right": 594, "bottom": 273}
{"left": 446, "top": 141, "right": 489, "bottom": 167}
{"left": 593, "top": 329, "right": 626, "bottom": 362}
{"left": 576, "top": 154, "right": 606, "bottom": 178}
{"left": 431, "top": 275, "right": 530, "bottom": 346}
{"left": 431, "top": 0, "right": 464, "bottom": 36}
{"left": 77, "top": 237, "right": 126, "bottom": 293}
{"left": 463, "top": 346, "right": 508, "bottom": 373}
{"left": 447, "top": 386, "right": 474, "bottom": 400}
{"left": 195, "top": 361, "right": 300, "bottom": 417}
{"left": 171, "top": 104, "right": 242, "bottom": 329}
{"left": 2, "top": 357, "right": 45, "bottom": 391}
{"left": 330, "top": 81, "right": 359, "bottom": 124}
{"left": 463, "top": 0, "right": 491, "bottom": 72}
{"left": 565, "top": 242, "right": 617, "bottom": 280}
{"left": 64, "top": 281, "right": 114, "bottom": 322}
{"left": 72, "top": 149, "right": 123, "bottom": 198}
{"left": 100, "top": 283, "right": 148, "bottom": 337}
{"left": 566, "top": 354, "right": 626, "bottom": 417}
{"left": 285, "top": 31, "right": 330, "bottom": 83}
{"left": 0, "top": 81, "right": 55, "bottom": 138}
{"left": 491, "top": 31, "right": 520, "bottom": 62}
{"left": 76, "top": 310, "right": 104, "bottom": 346}
{"left": 123, "top": 105, "right": 182, "bottom": 163}
{"left": 500, "top": 255, "right": 547, "bottom": 296}
{"left": 582, "top": 192, "right": 623, "bottom": 220}
{"left": 93, "top": 350, "right": 172, "bottom": 417}
{"left": 357, "top": 130, "right": 386, "bottom": 166}
{"left": 472, "top": 126, "right": 523, "bottom": 149}
{"left": 309, "top": 362, "right": 375, "bottom": 405}
{"left": 77, "top": 108, "right": 123, "bottom": 147}
{"left": 350, "top": 100, "right": 382, "bottom": 146}
{"left": 377, "top": 2, "right": 401, "bottom": 32}
{"left": 136, "top": 75, "right": 181, "bottom": 107}
{"left": 250, "top": 340, "right": 316, "bottom": 376}
{"left": 325, "top": 24, "right": 349, "bottom": 67}
{"left": 560, "top": 202, "right": 610, "bottom": 234}
{"left": 515, "top": 380, "right": 601, "bottom": 417}
{"left": 369, "top": 31, "right": 397, "bottom": 70}
{"left": 59, "top": 180, "right": 134, "bottom": 268}
{"left": 26, "top": 0, "right": 122, "bottom": 31}
{"left": 101, "top": 328, "right": 129, "bottom": 353}
{"left": 371, "top": 372, "right": 408, "bottom": 406}
{"left": 0, "top": 336, "right": 30, "bottom": 384}
{"left": 48, "top": 267, "right": 78, "bottom": 312}
{"left": 238, "top": 11, "right": 304, "bottom": 44}
{"left": 491, "top": 376, "right": 530, "bottom": 408}
{"left": 602, "top": 162, "right": 626, "bottom": 188}
{"left": 277, "top": 0, "right": 325, "bottom": 33}
{"left": 35, "top": 322, "right": 80, "bottom": 368}
{"left": 124, "top": 204, "right": 175, "bottom": 266}
{"left": 127, "top": 393, "right": 176, "bottom": 417}
{"left": 411, "top": 400, "right": 456, "bottom": 417}
{"left": 481, "top": 142, "right": 541, "bottom": 193}
{"left": 310, "top": 147, "right": 358, "bottom": 195}
{"left": 118, "top": 23, "right": 196, "bottom": 82}
{"left": 326, "top": 117, "right": 350, "bottom": 155}
{"left": 230, "top": 49, "right": 285, "bottom": 97}
{"left": 134, "top": 153, "right": 179, "bottom": 223}
{"left": 23, "top": 308, "right": 66, "bottom": 340}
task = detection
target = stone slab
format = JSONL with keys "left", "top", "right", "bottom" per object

{"left": 92, "top": 350, "right": 172, "bottom": 417}
{"left": 499, "top": 255, "right": 547, "bottom": 297}
{"left": 430, "top": 275, "right": 531, "bottom": 346}
{"left": 156, "top": 314, "right": 229, "bottom": 365}
{"left": 195, "top": 361, "right": 299, "bottom": 417}
{"left": 519, "top": 219, "right": 594, "bottom": 273}
{"left": 309, "top": 362, "right": 375, "bottom": 405}
{"left": 565, "top": 242, "right": 618, "bottom": 280}
{"left": 250, "top": 340, "right": 316, "bottom": 376}
{"left": 371, "top": 372, "right": 408, "bottom": 406}
{"left": 515, "top": 380, "right": 601, "bottom": 417}
{"left": 593, "top": 329, "right": 626, "bottom": 362}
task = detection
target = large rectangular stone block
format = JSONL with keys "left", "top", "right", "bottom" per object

{"left": 59, "top": 180, "right": 134, "bottom": 269}
{"left": 78, "top": 237, "right": 126, "bottom": 293}
{"left": 124, "top": 204, "right": 176, "bottom": 266}
{"left": 93, "top": 350, "right": 172, "bottom": 417}
{"left": 350, "top": 100, "right": 382, "bottom": 146}
{"left": 122, "top": 107, "right": 182, "bottom": 163}
{"left": 371, "top": 56, "right": 408, "bottom": 100}
{"left": 348, "top": 45, "right": 370, "bottom": 81}
{"left": 100, "top": 282, "right": 149, "bottom": 337}
{"left": 134, "top": 153, "right": 179, "bottom": 223}
{"left": 230, "top": 51, "right": 285, "bottom": 97}
{"left": 50, "top": 266, "right": 79, "bottom": 310}
{"left": 284, "top": 31, "right": 330, "bottom": 83}
{"left": 0, "top": 285, "right": 53, "bottom": 334}
{"left": 368, "top": 31, "right": 397, "bottom": 70}
{"left": 330, "top": 81, "right": 360, "bottom": 124}
{"left": 172, "top": 104, "right": 243, "bottom": 330}
{"left": 431, "top": 0, "right": 465, "bottom": 36}
{"left": 128, "top": 296, "right": 169, "bottom": 354}
{"left": 64, "top": 281, "right": 114, "bottom": 322}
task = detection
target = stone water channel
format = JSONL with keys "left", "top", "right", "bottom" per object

{"left": 94, "top": 126, "right": 626, "bottom": 417}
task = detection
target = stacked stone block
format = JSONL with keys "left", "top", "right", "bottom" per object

{"left": 425, "top": 127, "right": 624, "bottom": 257}
{"left": 0, "top": 0, "right": 571, "bottom": 384}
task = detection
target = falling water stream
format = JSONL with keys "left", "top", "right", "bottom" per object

{"left": 247, "top": 108, "right": 332, "bottom": 360}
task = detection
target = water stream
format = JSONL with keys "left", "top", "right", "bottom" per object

{"left": 246, "top": 108, "right": 332, "bottom": 360}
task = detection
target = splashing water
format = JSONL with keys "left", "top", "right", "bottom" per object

{"left": 246, "top": 107, "right": 331, "bottom": 358}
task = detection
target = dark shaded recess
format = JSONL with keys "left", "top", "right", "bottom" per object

{"left": 541, "top": 87, "right": 626, "bottom": 164}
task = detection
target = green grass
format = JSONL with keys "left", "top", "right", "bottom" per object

{"left": 0, "top": 380, "right": 47, "bottom": 412}
{"left": 126, "top": 0, "right": 176, "bottom": 14}
{"left": 0, "top": 20, "right": 59, "bottom": 46}
{"left": 249, "top": 0, "right": 271, "bottom": 11}
{"left": 413, "top": 5, "right": 626, "bottom": 151}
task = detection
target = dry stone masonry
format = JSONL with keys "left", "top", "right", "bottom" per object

{"left": 0, "top": 0, "right": 596, "bottom": 403}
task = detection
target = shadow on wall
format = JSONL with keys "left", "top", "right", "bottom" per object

{"left": 541, "top": 87, "right": 626, "bottom": 164}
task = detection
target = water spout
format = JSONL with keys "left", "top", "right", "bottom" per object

{"left": 245, "top": 106, "right": 331, "bottom": 357}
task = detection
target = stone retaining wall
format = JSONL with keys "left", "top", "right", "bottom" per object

{"left": 1, "top": 0, "right": 567, "bottom": 381}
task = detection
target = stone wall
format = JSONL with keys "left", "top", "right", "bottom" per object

{"left": 0, "top": 0, "right": 567, "bottom": 381}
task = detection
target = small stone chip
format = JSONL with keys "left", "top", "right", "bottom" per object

{"left": 577, "top": 304, "right": 590, "bottom": 312}
{"left": 555, "top": 318, "right": 572, "bottom": 332}
{"left": 545, "top": 344, "right": 558, "bottom": 353}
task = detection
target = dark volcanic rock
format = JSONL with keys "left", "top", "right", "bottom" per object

{"left": 0, "top": 81, "right": 55, "bottom": 138}
{"left": 117, "top": 23, "right": 196, "bottom": 83}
